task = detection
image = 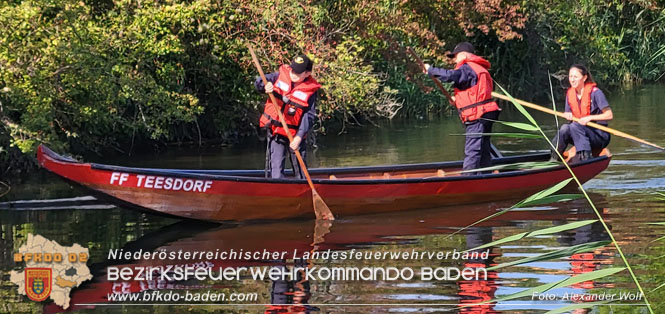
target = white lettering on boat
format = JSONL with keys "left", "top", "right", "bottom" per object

{"left": 110, "top": 172, "right": 129, "bottom": 185}
{"left": 109, "top": 172, "right": 213, "bottom": 193}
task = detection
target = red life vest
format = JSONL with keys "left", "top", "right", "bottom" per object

{"left": 259, "top": 65, "right": 321, "bottom": 138}
{"left": 453, "top": 55, "right": 500, "bottom": 122}
{"left": 566, "top": 83, "right": 597, "bottom": 118}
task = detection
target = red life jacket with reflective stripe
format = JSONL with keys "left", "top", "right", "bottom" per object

{"left": 453, "top": 55, "right": 500, "bottom": 122}
{"left": 566, "top": 83, "right": 597, "bottom": 119}
{"left": 259, "top": 65, "right": 320, "bottom": 138}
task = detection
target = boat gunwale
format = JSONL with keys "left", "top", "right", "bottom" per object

{"left": 39, "top": 144, "right": 611, "bottom": 185}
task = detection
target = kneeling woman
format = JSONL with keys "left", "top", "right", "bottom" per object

{"left": 552, "top": 64, "right": 613, "bottom": 161}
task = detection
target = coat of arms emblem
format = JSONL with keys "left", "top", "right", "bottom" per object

{"left": 25, "top": 268, "right": 52, "bottom": 301}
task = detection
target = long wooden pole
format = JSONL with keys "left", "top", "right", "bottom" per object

{"left": 407, "top": 47, "right": 455, "bottom": 105}
{"left": 491, "top": 91, "right": 664, "bottom": 151}
{"left": 247, "top": 44, "right": 334, "bottom": 220}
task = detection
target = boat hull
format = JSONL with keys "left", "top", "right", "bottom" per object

{"left": 37, "top": 145, "right": 610, "bottom": 221}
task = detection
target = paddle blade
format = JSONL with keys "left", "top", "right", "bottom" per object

{"left": 312, "top": 189, "right": 334, "bottom": 220}
{"left": 312, "top": 219, "right": 333, "bottom": 246}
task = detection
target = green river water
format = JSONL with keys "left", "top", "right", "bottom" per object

{"left": 1, "top": 84, "right": 664, "bottom": 313}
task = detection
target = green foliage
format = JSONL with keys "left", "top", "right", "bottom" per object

{"left": 0, "top": 0, "right": 205, "bottom": 156}
{"left": 496, "top": 0, "right": 665, "bottom": 96}
{"left": 0, "top": 0, "right": 664, "bottom": 171}
{"left": 319, "top": 36, "right": 402, "bottom": 130}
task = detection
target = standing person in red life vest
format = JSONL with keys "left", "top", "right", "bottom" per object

{"left": 551, "top": 64, "right": 613, "bottom": 161}
{"left": 423, "top": 42, "right": 501, "bottom": 174}
{"left": 256, "top": 54, "right": 320, "bottom": 179}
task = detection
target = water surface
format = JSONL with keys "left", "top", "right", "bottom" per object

{"left": 2, "top": 84, "right": 665, "bottom": 313}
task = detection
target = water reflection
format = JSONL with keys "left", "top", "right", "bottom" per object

{"left": 459, "top": 227, "right": 498, "bottom": 314}
{"left": 266, "top": 261, "right": 316, "bottom": 314}
{"left": 555, "top": 214, "right": 614, "bottom": 291}
{"left": 1, "top": 198, "right": 632, "bottom": 313}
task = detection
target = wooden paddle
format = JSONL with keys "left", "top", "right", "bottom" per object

{"left": 247, "top": 44, "right": 334, "bottom": 220}
{"left": 491, "top": 91, "right": 665, "bottom": 151}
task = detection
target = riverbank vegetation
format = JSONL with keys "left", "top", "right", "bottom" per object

{"left": 1, "top": 0, "right": 664, "bottom": 173}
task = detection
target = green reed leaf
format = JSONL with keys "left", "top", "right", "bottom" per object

{"left": 651, "top": 282, "right": 665, "bottom": 293}
{"left": 485, "top": 267, "right": 625, "bottom": 304}
{"left": 482, "top": 119, "right": 540, "bottom": 132}
{"left": 450, "top": 132, "right": 543, "bottom": 139}
{"left": 495, "top": 83, "right": 539, "bottom": 127}
{"left": 513, "top": 194, "right": 583, "bottom": 207}
{"left": 647, "top": 47, "right": 665, "bottom": 66}
{"left": 527, "top": 220, "right": 597, "bottom": 237}
{"left": 456, "top": 161, "right": 561, "bottom": 174}
{"left": 488, "top": 240, "right": 610, "bottom": 271}
{"left": 516, "top": 162, "right": 563, "bottom": 169}
{"left": 553, "top": 267, "right": 625, "bottom": 288}
{"left": 450, "top": 178, "right": 575, "bottom": 239}
{"left": 650, "top": 235, "right": 665, "bottom": 243}
{"left": 513, "top": 178, "right": 573, "bottom": 208}
{"left": 465, "top": 233, "right": 525, "bottom": 252}
{"left": 465, "top": 220, "right": 598, "bottom": 252}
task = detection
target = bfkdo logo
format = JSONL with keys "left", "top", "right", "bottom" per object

{"left": 25, "top": 268, "right": 52, "bottom": 301}
{"left": 10, "top": 234, "right": 93, "bottom": 309}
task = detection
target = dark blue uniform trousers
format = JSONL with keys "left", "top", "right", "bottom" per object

{"left": 552, "top": 122, "right": 610, "bottom": 156}
{"left": 463, "top": 110, "right": 500, "bottom": 175}
{"left": 268, "top": 135, "right": 306, "bottom": 179}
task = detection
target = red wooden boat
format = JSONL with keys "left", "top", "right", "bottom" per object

{"left": 37, "top": 144, "right": 611, "bottom": 222}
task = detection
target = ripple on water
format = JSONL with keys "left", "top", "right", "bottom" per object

{"left": 584, "top": 159, "right": 665, "bottom": 192}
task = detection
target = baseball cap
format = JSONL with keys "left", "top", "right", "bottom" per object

{"left": 446, "top": 42, "right": 474, "bottom": 58}
{"left": 290, "top": 54, "right": 313, "bottom": 74}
